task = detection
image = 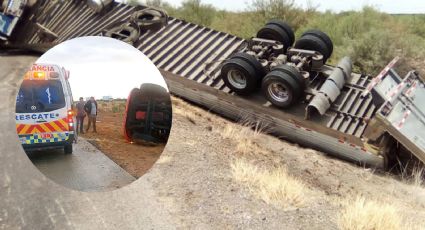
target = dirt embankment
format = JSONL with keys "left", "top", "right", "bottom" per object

{"left": 79, "top": 100, "right": 165, "bottom": 178}
{"left": 77, "top": 97, "right": 425, "bottom": 229}
{"left": 144, "top": 97, "right": 425, "bottom": 229}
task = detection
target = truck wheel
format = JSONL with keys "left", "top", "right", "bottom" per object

{"left": 104, "top": 23, "right": 140, "bottom": 44}
{"left": 262, "top": 68, "right": 302, "bottom": 108}
{"left": 294, "top": 34, "right": 331, "bottom": 62}
{"left": 131, "top": 9, "right": 168, "bottom": 31}
{"left": 272, "top": 64, "right": 306, "bottom": 91}
{"left": 302, "top": 29, "right": 333, "bottom": 57}
{"left": 257, "top": 24, "right": 292, "bottom": 51}
{"left": 221, "top": 58, "right": 260, "bottom": 95}
{"left": 230, "top": 52, "right": 266, "bottom": 79}
{"left": 265, "top": 20, "right": 295, "bottom": 46}
{"left": 64, "top": 144, "right": 73, "bottom": 154}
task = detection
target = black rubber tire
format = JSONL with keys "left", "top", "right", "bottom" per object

{"left": 104, "top": 23, "right": 140, "bottom": 44}
{"left": 257, "top": 24, "right": 291, "bottom": 50}
{"left": 221, "top": 58, "right": 260, "bottom": 95}
{"left": 272, "top": 64, "right": 305, "bottom": 91}
{"left": 302, "top": 29, "right": 333, "bottom": 57}
{"left": 262, "top": 69, "right": 302, "bottom": 108}
{"left": 139, "top": 83, "right": 170, "bottom": 103}
{"left": 64, "top": 144, "right": 73, "bottom": 154}
{"left": 230, "top": 52, "right": 266, "bottom": 78}
{"left": 294, "top": 34, "right": 331, "bottom": 61}
{"left": 131, "top": 9, "right": 167, "bottom": 31}
{"left": 266, "top": 19, "right": 295, "bottom": 46}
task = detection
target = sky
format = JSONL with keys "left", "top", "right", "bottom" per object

{"left": 36, "top": 36, "right": 169, "bottom": 100}
{"left": 139, "top": 0, "right": 425, "bottom": 14}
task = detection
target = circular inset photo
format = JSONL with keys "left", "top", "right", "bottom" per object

{"left": 14, "top": 36, "right": 172, "bottom": 192}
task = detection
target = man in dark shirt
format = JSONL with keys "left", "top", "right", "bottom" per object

{"left": 75, "top": 97, "right": 86, "bottom": 134}
{"left": 84, "top": 96, "right": 98, "bottom": 133}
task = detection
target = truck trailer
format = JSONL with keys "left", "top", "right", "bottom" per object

{"left": 2, "top": 0, "right": 424, "bottom": 170}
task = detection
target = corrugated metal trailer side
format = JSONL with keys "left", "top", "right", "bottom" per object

{"left": 6, "top": 1, "right": 385, "bottom": 168}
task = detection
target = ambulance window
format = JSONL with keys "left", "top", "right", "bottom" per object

{"left": 16, "top": 80, "right": 66, "bottom": 113}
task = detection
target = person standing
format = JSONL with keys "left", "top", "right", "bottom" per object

{"left": 84, "top": 96, "right": 98, "bottom": 133}
{"left": 75, "top": 97, "right": 86, "bottom": 134}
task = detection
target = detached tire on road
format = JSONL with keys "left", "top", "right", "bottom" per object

{"left": 64, "top": 144, "right": 73, "bottom": 154}
{"left": 262, "top": 66, "right": 303, "bottom": 108}
{"left": 221, "top": 57, "right": 261, "bottom": 95}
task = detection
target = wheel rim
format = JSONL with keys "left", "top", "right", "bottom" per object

{"left": 268, "top": 82, "right": 289, "bottom": 102}
{"left": 227, "top": 69, "right": 247, "bottom": 89}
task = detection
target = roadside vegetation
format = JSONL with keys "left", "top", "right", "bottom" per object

{"left": 140, "top": 0, "right": 425, "bottom": 75}
{"left": 338, "top": 196, "right": 404, "bottom": 230}
{"left": 231, "top": 158, "right": 307, "bottom": 208}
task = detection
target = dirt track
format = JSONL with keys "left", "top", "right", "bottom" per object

{"left": 80, "top": 102, "right": 166, "bottom": 178}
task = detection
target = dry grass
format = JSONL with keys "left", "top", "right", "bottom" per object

{"left": 96, "top": 100, "right": 126, "bottom": 113}
{"left": 337, "top": 196, "right": 424, "bottom": 230}
{"left": 220, "top": 120, "right": 270, "bottom": 155}
{"left": 173, "top": 105, "right": 198, "bottom": 124}
{"left": 411, "top": 166, "right": 425, "bottom": 188}
{"left": 398, "top": 162, "right": 425, "bottom": 188}
{"left": 171, "top": 97, "right": 215, "bottom": 124}
{"left": 231, "top": 159, "right": 306, "bottom": 208}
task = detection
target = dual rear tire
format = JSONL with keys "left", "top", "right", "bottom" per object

{"left": 294, "top": 29, "right": 334, "bottom": 62}
{"left": 262, "top": 65, "right": 305, "bottom": 108}
{"left": 257, "top": 20, "right": 295, "bottom": 51}
{"left": 221, "top": 53, "right": 304, "bottom": 109}
{"left": 220, "top": 53, "right": 265, "bottom": 95}
{"left": 221, "top": 20, "right": 333, "bottom": 108}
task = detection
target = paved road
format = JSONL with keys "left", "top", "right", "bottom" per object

{"left": 27, "top": 137, "right": 136, "bottom": 192}
{"left": 1, "top": 54, "right": 177, "bottom": 230}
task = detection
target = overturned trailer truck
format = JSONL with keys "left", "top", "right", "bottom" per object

{"left": 2, "top": 0, "right": 424, "bottom": 170}
{"left": 123, "top": 83, "right": 172, "bottom": 144}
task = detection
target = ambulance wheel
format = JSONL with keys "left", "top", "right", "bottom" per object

{"left": 64, "top": 144, "right": 73, "bottom": 154}
{"left": 262, "top": 68, "right": 302, "bottom": 108}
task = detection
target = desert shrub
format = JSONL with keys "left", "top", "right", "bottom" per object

{"left": 248, "top": 0, "right": 315, "bottom": 31}
{"left": 133, "top": 0, "right": 425, "bottom": 75}
{"left": 171, "top": 0, "right": 217, "bottom": 26}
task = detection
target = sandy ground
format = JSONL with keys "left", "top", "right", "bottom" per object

{"left": 138, "top": 97, "right": 425, "bottom": 229}
{"left": 79, "top": 104, "right": 166, "bottom": 178}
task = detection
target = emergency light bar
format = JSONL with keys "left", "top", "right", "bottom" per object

{"left": 23, "top": 70, "right": 60, "bottom": 80}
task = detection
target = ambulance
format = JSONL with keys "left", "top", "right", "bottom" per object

{"left": 15, "top": 63, "right": 76, "bottom": 154}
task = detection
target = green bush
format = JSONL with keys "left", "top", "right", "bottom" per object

{"left": 136, "top": 0, "right": 425, "bottom": 75}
